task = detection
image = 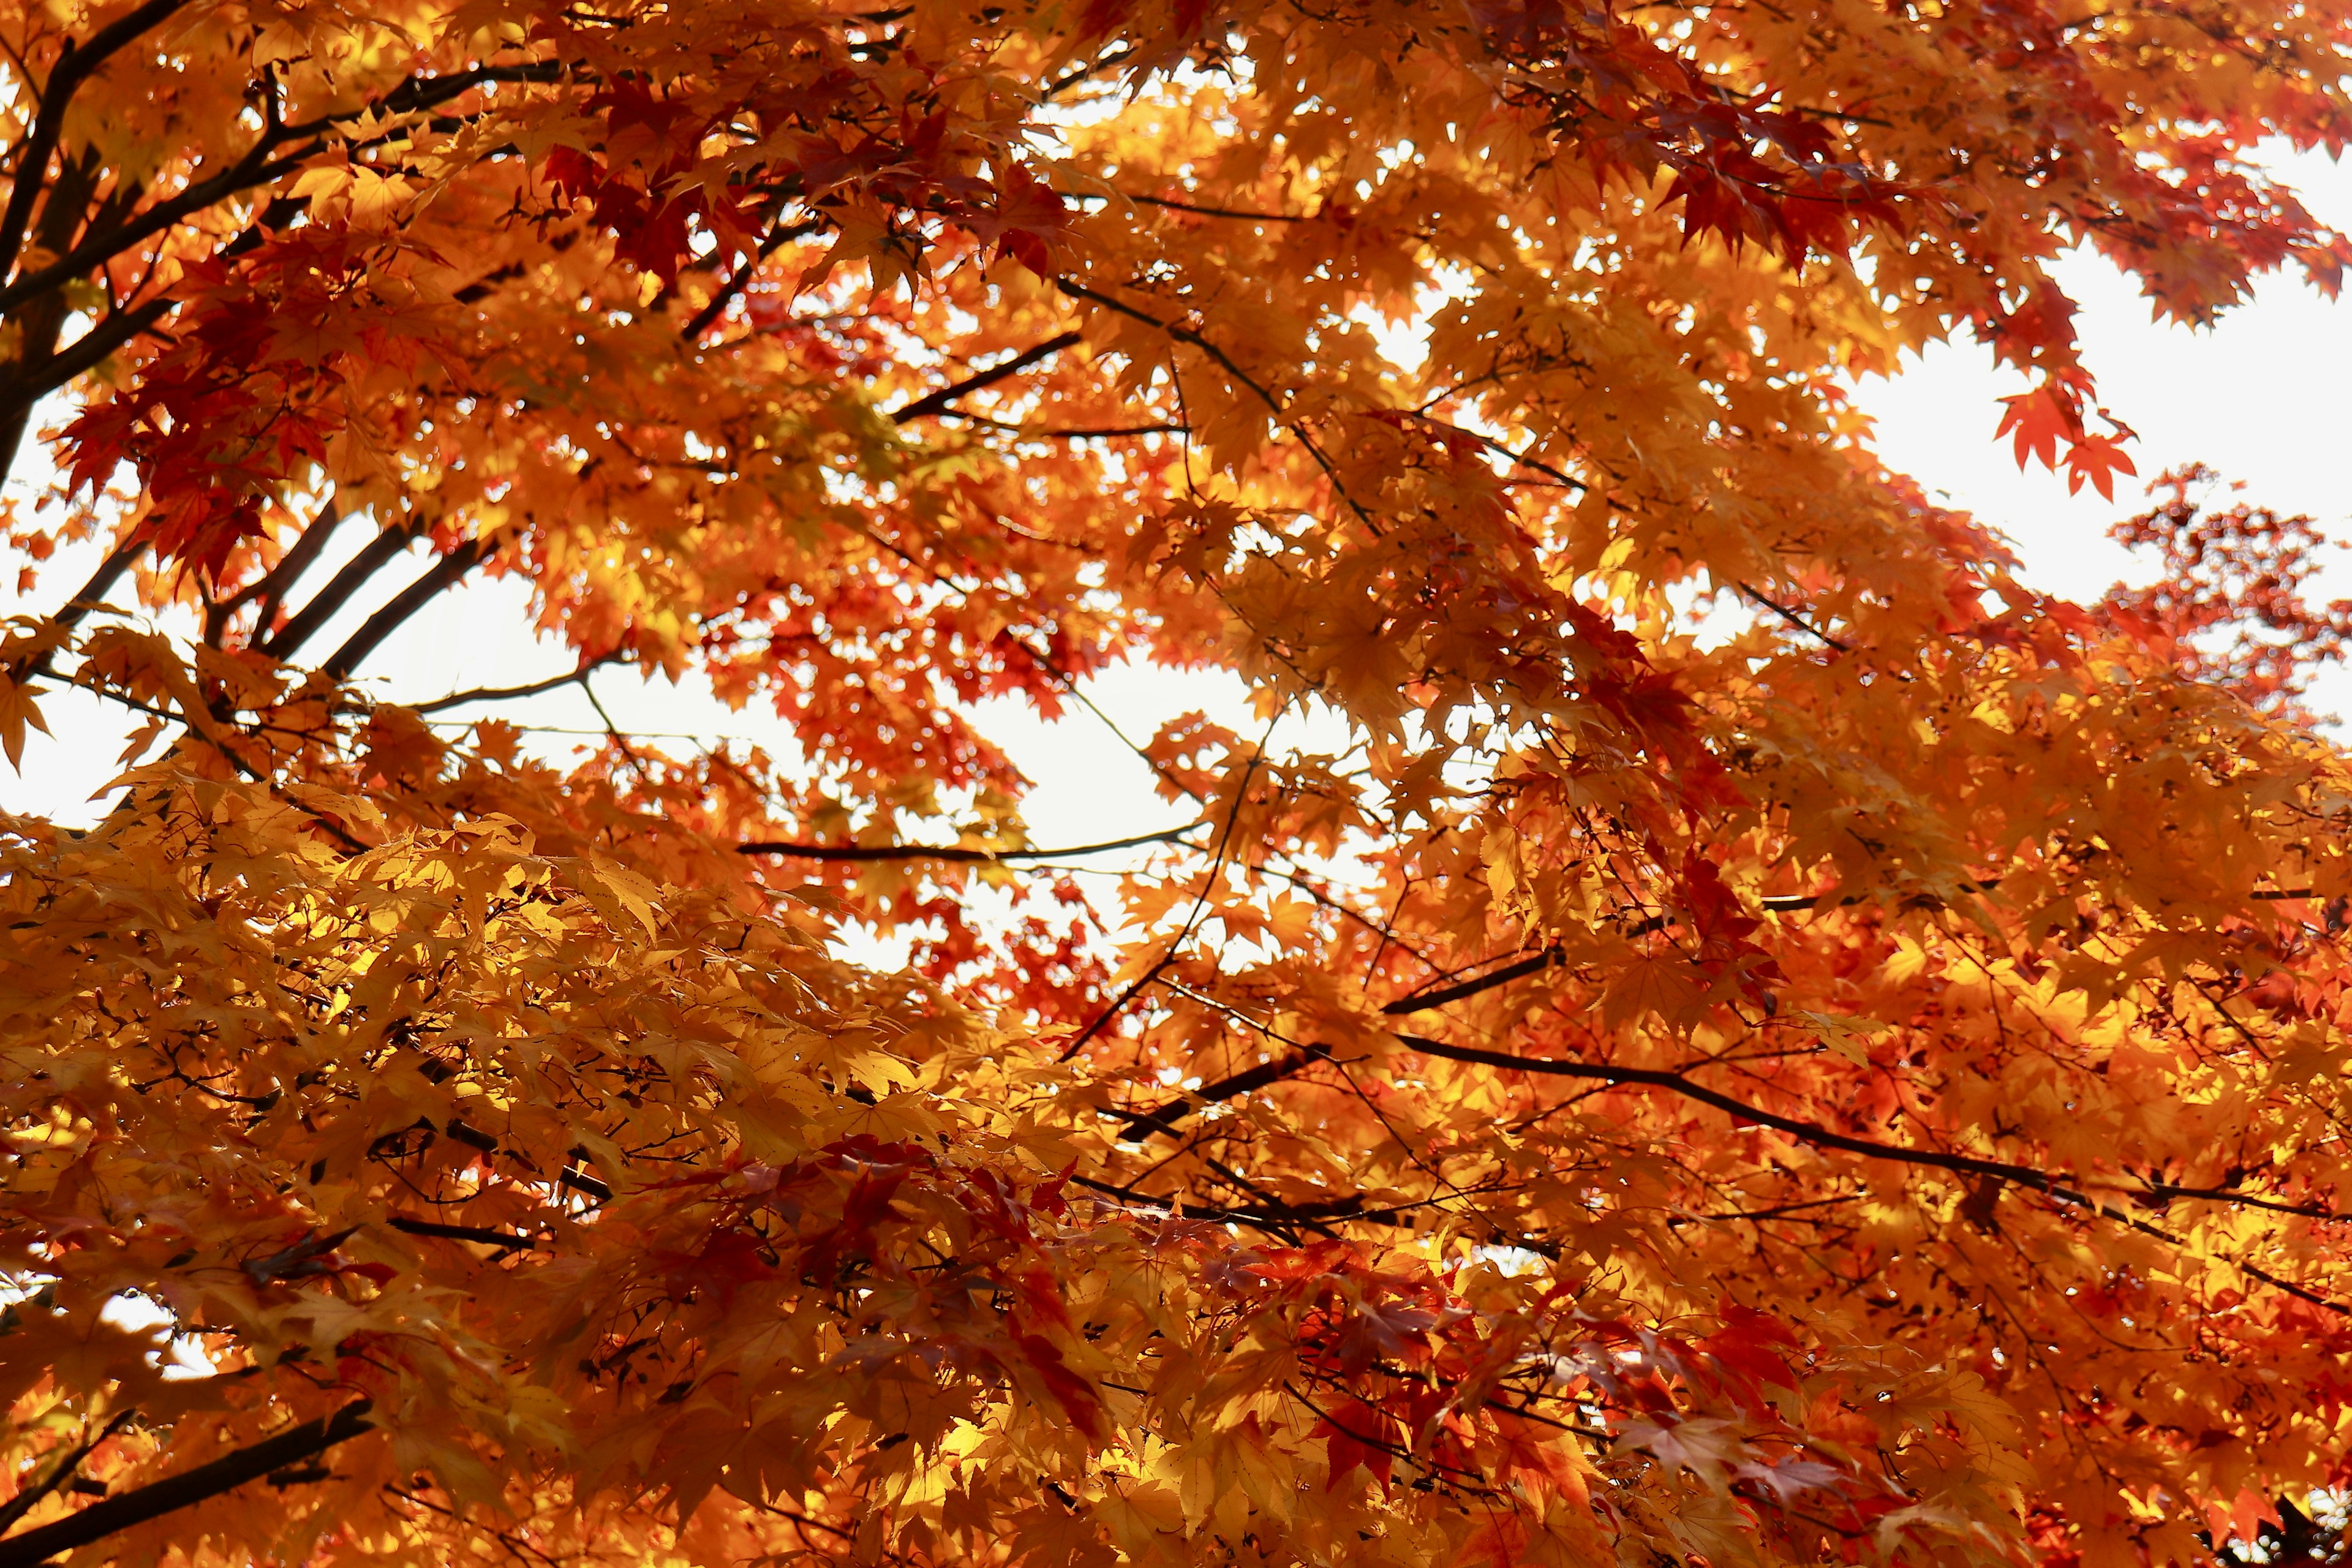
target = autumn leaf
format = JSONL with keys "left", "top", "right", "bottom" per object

{"left": 1, "top": 4, "right": 2348, "bottom": 1567}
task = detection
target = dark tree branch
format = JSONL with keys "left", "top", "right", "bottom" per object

{"left": 925, "top": 411, "right": 1188, "bottom": 439}
{"left": 1107, "top": 1012, "right": 2346, "bottom": 1235}
{"left": 275, "top": 59, "right": 569, "bottom": 141}
{"left": 1065, "top": 1172, "right": 1396, "bottom": 1235}
{"left": 1039, "top": 43, "right": 1136, "bottom": 100}
{"left": 886, "top": 331, "right": 1082, "bottom": 424}
{"left": 1054, "top": 277, "right": 1373, "bottom": 524}
{"left": 0, "top": 1402, "right": 374, "bottom": 1568}
{"left": 739, "top": 823, "right": 1201, "bottom": 863}
{"left": 0, "top": 0, "right": 190, "bottom": 280}
{"left": 1393, "top": 1034, "right": 2344, "bottom": 1228}
{"left": 317, "top": 537, "right": 494, "bottom": 679}
{"left": 0, "top": 144, "right": 100, "bottom": 479}
{"left": 28, "top": 535, "right": 141, "bottom": 652}
{"left": 0, "top": 140, "right": 327, "bottom": 318}
{"left": 1060, "top": 188, "right": 1305, "bottom": 222}
{"left": 1119, "top": 191, "right": 1305, "bottom": 222}
{"left": 1102, "top": 1019, "right": 2345, "bottom": 1312}
{"left": 680, "top": 214, "right": 821, "bottom": 339}
{"left": 1735, "top": 581, "right": 1852, "bottom": 652}
{"left": 260, "top": 526, "right": 423, "bottom": 662}
{"left": 1115, "top": 1043, "right": 1333, "bottom": 1140}
{"left": 1381, "top": 949, "right": 1561, "bottom": 1015}
{"left": 0, "top": 62, "right": 570, "bottom": 319}
{"left": 0, "top": 293, "right": 173, "bottom": 406}
{"left": 412, "top": 654, "right": 621, "bottom": 714}
{"left": 0, "top": 1411, "right": 135, "bottom": 1536}
{"left": 241, "top": 501, "right": 347, "bottom": 642}
{"left": 386, "top": 1216, "right": 539, "bottom": 1249}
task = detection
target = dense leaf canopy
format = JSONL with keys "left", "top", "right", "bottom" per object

{"left": 6, "top": 3, "right": 2352, "bottom": 1567}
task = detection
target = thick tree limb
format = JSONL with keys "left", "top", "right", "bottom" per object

{"left": 0, "top": 140, "right": 325, "bottom": 320}
{"left": 0, "top": 1402, "right": 373, "bottom": 1568}
{"left": 215, "top": 500, "right": 346, "bottom": 644}
{"left": 0, "top": 145, "right": 100, "bottom": 480}
{"left": 0, "top": 62, "right": 569, "bottom": 319}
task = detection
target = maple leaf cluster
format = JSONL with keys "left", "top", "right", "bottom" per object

{"left": 2, "top": 2, "right": 2352, "bottom": 1568}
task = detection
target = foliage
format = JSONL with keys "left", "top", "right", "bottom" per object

{"left": 2100, "top": 464, "right": 2352, "bottom": 720}
{"left": 2, "top": 2, "right": 2352, "bottom": 1567}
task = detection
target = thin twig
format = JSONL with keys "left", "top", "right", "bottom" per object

{"left": 739, "top": 822, "right": 1203, "bottom": 863}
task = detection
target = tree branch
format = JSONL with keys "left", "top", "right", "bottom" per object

{"left": 412, "top": 655, "right": 621, "bottom": 714}
{"left": 739, "top": 823, "right": 1201, "bottom": 863}
{"left": 0, "top": 0, "right": 190, "bottom": 281}
{"left": 0, "top": 140, "right": 326, "bottom": 318}
{"left": 386, "top": 1216, "right": 539, "bottom": 1249}
{"left": 1735, "top": 582, "right": 1851, "bottom": 652}
{"left": 0, "top": 61, "right": 569, "bottom": 320}
{"left": 1381, "top": 949, "right": 1561, "bottom": 1015}
{"left": 1115, "top": 1042, "right": 1333, "bottom": 1140}
{"left": 0, "top": 293, "right": 173, "bottom": 407}
{"left": 1115, "top": 190, "right": 1305, "bottom": 222}
{"left": 1393, "top": 1034, "right": 2343, "bottom": 1227}
{"left": 680, "top": 214, "right": 821, "bottom": 340}
{"left": 0, "top": 1411, "right": 135, "bottom": 1536}
{"left": 1114, "top": 1012, "right": 2346, "bottom": 1229}
{"left": 0, "top": 1402, "right": 374, "bottom": 1568}
{"left": 236, "top": 501, "right": 347, "bottom": 643}
{"left": 886, "top": 331, "right": 1082, "bottom": 424}
{"left": 259, "top": 524, "right": 423, "bottom": 662}
{"left": 317, "top": 537, "right": 493, "bottom": 679}
{"left": 9, "top": 535, "right": 141, "bottom": 684}
{"left": 1053, "top": 277, "right": 1373, "bottom": 524}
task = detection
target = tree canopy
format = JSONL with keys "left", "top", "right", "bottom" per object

{"left": 6, "top": 2, "right": 2352, "bottom": 1567}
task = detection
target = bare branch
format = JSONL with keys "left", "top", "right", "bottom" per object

{"left": 1115, "top": 1043, "right": 1333, "bottom": 1140}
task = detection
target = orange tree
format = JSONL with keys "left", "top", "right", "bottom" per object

{"left": 5, "top": 2, "right": 2352, "bottom": 1566}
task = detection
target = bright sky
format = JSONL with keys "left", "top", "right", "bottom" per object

{"left": 9, "top": 145, "right": 2352, "bottom": 844}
